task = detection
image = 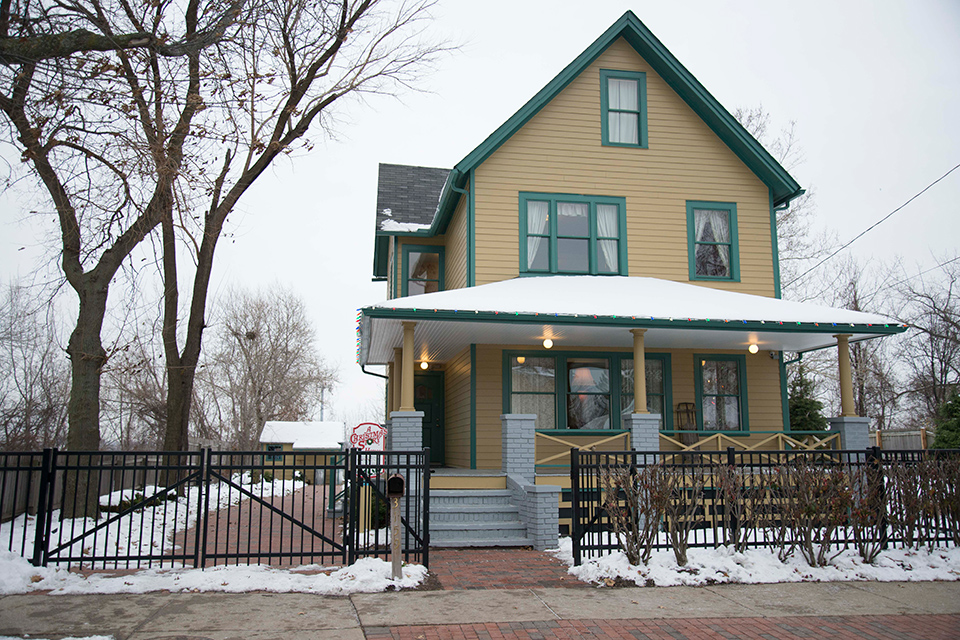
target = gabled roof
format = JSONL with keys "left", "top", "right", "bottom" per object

{"left": 373, "top": 10, "right": 804, "bottom": 278}
{"left": 358, "top": 277, "right": 905, "bottom": 365}
{"left": 260, "top": 421, "right": 345, "bottom": 450}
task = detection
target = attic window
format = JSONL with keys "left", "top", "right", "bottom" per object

{"left": 600, "top": 69, "right": 647, "bottom": 148}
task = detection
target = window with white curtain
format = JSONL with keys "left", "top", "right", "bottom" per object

{"left": 519, "top": 193, "right": 627, "bottom": 276}
{"left": 686, "top": 201, "right": 739, "bottom": 281}
{"left": 600, "top": 69, "right": 647, "bottom": 148}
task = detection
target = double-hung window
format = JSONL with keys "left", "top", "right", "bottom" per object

{"left": 695, "top": 355, "right": 748, "bottom": 431}
{"left": 401, "top": 245, "right": 444, "bottom": 296}
{"left": 506, "top": 352, "right": 672, "bottom": 431}
{"left": 600, "top": 69, "right": 647, "bottom": 148}
{"left": 520, "top": 193, "right": 627, "bottom": 276}
{"left": 265, "top": 444, "right": 283, "bottom": 462}
{"left": 686, "top": 201, "right": 739, "bottom": 281}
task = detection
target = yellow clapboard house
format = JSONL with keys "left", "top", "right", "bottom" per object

{"left": 357, "top": 11, "right": 904, "bottom": 548}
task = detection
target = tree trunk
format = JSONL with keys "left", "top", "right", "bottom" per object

{"left": 62, "top": 276, "right": 108, "bottom": 519}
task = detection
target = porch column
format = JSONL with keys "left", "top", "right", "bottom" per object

{"left": 836, "top": 334, "right": 855, "bottom": 417}
{"left": 400, "top": 322, "right": 416, "bottom": 412}
{"left": 386, "top": 361, "right": 396, "bottom": 415}
{"left": 630, "top": 328, "right": 648, "bottom": 413}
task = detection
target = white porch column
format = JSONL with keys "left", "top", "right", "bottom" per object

{"left": 400, "top": 322, "right": 416, "bottom": 412}
{"left": 836, "top": 334, "right": 855, "bottom": 417}
{"left": 630, "top": 328, "right": 648, "bottom": 414}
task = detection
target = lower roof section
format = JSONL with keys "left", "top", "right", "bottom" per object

{"left": 358, "top": 276, "right": 904, "bottom": 365}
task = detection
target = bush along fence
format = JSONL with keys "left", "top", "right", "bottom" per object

{"left": 570, "top": 447, "right": 960, "bottom": 568}
{"left": 0, "top": 448, "right": 429, "bottom": 570}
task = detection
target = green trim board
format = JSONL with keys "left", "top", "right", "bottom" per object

{"left": 400, "top": 244, "right": 445, "bottom": 297}
{"left": 470, "top": 343, "right": 477, "bottom": 469}
{"left": 501, "top": 349, "right": 673, "bottom": 431}
{"left": 518, "top": 192, "right": 628, "bottom": 276}
{"left": 769, "top": 189, "right": 782, "bottom": 299}
{"left": 694, "top": 353, "right": 749, "bottom": 432}
{"left": 779, "top": 351, "right": 790, "bottom": 432}
{"left": 686, "top": 201, "right": 740, "bottom": 282}
{"left": 599, "top": 69, "right": 648, "bottom": 148}
{"left": 361, "top": 306, "right": 906, "bottom": 337}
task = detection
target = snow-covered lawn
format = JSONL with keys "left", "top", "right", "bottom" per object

{"left": 552, "top": 537, "right": 960, "bottom": 587}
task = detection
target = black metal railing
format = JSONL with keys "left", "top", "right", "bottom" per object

{"left": 0, "top": 447, "right": 430, "bottom": 570}
{"left": 570, "top": 447, "right": 959, "bottom": 565}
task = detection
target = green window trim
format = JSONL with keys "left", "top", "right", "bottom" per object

{"left": 600, "top": 69, "right": 648, "bottom": 148}
{"left": 401, "top": 244, "right": 445, "bottom": 297}
{"left": 519, "top": 192, "right": 628, "bottom": 276}
{"left": 265, "top": 444, "right": 283, "bottom": 462}
{"left": 694, "top": 354, "right": 749, "bottom": 432}
{"left": 686, "top": 200, "right": 740, "bottom": 282}
{"left": 502, "top": 350, "right": 672, "bottom": 431}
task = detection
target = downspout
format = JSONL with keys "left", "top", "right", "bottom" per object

{"left": 360, "top": 364, "right": 389, "bottom": 380}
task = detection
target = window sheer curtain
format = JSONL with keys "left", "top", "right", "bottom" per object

{"left": 694, "top": 209, "right": 730, "bottom": 273}
{"left": 608, "top": 78, "right": 638, "bottom": 144}
{"left": 596, "top": 204, "right": 619, "bottom": 272}
{"left": 526, "top": 201, "right": 549, "bottom": 270}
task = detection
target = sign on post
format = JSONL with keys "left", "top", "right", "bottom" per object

{"left": 348, "top": 422, "right": 388, "bottom": 451}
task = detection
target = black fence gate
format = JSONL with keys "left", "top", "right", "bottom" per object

{"left": 0, "top": 447, "right": 429, "bottom": 570}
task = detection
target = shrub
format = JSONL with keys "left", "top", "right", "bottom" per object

{"left": 601, "top": 462, "right": 670, "bottom": 565}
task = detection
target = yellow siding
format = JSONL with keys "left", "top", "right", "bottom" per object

{"left": 473, "top": 37, "right": 775, "bottom": 296}
{"left": 474, "top": 345, "right": 504, "bottom": 469}
{"left": 445, "top": 193, "right": 468, "bottom": 290}
{"left": 443, "top": 347, "right": 472, "bottom": 467}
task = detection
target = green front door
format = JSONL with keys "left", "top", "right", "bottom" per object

{"left": 414, "top": 372, "right": 445, "bottom": 466}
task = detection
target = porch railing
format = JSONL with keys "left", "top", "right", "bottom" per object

{"left": 535, "top": 430, "right": 630, "bottom": 468}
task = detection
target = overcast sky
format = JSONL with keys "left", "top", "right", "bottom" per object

{"left": 2, "top": 0, "right": 959, "bottom": 422}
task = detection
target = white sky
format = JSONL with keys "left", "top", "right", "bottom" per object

{"left": 2, "top": 0, "right": 959, "bottom": 423}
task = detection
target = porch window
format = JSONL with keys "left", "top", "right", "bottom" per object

{"left": 686, "top": 201, "right": 739, "bottom": 281}
{"left": 265, "top": 444, "right": 283, "bottom": 462}
{"left": 696, "top": 355, "right": 749, "bottom": 431}
{"left": 402, "top": 244, "right": 444, "bottom": 296}
{"left": 505, "top": 351, "right": 670, "bottom": 430}
{"left": 619, "top": 355, "right": 671, "bottom": 430}
{"left": 600, "top": 69, "right": 648, "bottom": 148}
{"left": 520, "top": 193, "right": 627, "bottom": 276}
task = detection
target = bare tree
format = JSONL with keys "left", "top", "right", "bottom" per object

{"left": 196, "top": 285, "right": 338, "bottom": 449}
{"left": 0, "top": 283, "right": 69, "bottom": 450}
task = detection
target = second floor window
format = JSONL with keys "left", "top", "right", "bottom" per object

{"left": 686, "top": 201, "right": 739, "bottom": 281}
{"left": 402, "top": 245, "right": 444, "bottom": 296}
{"left": 520, "top": 192, "right": 628, "bottom": 276}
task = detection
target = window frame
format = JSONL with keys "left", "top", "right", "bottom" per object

{"left": 401, "top": 244, "right": 445, "bottom": 297}
{"left": 694, "top": 354, "right": 749, "bottom": 432}
{"left": 518, "top": 192, "right": 628, "bottom": 276}
{"left": 686, "top": 201, "right": 740, "bottom": 282}
{"left": 600, "top": 69, "right": 648, "bottom": 149}
{"left": 265, "top": 444, "right": 284, "bottom": 462}
{"left": 503, "top": 350, "right": 672, "bottom": 432}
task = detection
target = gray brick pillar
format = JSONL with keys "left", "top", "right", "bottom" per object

{"left": 526, "top": 484, "right": 561, "bottom": 551}
{"left": 828, "top": 416, "right": 871, "bottom": 451}
{"left": 623, "top": 413, "right": 661, "bottom": 451}
{"left": 389, "top": 411, "right": 424, "bottom": 451}
{"left": 501, "top": 414, "right": 536, "bottom": 483}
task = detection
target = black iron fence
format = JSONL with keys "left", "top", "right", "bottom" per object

{"left": 570, "top": 447, "right": 960, "bottom": 565}
{"left": 1, "top": 447, "right": 429, "bottom": 570}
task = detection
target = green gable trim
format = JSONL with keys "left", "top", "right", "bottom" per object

{"left": 599, "top": 69, "right": 648, "bottom": 148}
{"left": 361, "top": 306, "right": 907, "bottom": 337}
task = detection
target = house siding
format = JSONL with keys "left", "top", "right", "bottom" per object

{"left": 473, "top": 37, "right": 775, "bottom": 296}
{"left": 443, "top": 346, "right": 472, "bottom": 467}
{"left": 445, "top": 194, "right": 468, "bottom": 290}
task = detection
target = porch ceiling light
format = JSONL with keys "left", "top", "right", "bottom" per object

{"left": 748, "top": 344, "right": 759, "bottom": 354}
{"left": 542, "top": 338, "right": 554, "bottom": 349}
{"left": 419, "top": 361, "right": 429, "bottom": 370}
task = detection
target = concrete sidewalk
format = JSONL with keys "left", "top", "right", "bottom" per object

{"left": 1, "top": 581, "right": 959, "bottom": 640}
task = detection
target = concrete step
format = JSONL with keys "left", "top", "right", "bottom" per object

{"left": 431, "top": 520, "right": 527, "bottom": 543}
{"left": 431, "top": 536, "right": 534, "bottom": 548}
{"left": 431, "top": 504, "right": 522, "bottom": 523}
{"left": 429, "top": 489, "right": 514, "bottom": 507}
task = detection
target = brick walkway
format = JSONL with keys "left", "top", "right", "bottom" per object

{"left": 428, "top": 547, "right": 584, "bottom": 590}
{"left": 364, "top": 614, "right": 960, "bottom": 639}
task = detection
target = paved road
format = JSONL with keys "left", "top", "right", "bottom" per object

{"left": 2, "top": 581, "right": 958, "bottom": 639}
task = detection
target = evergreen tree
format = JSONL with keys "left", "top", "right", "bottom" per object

{"left": 931, "top": 391, "right": 960, "bottom": 449}
{"left": 789, "top": 364, "right": 829, "bottom": 432}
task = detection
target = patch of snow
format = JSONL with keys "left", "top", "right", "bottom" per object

{"left": 0, "top": 637, "right": 114, "bottom": 640}
{"left": 382, "top": 208, "right": 392, "bottom": 216}
{"left": 260, "top": 420, "right": 344, "bottom": 449}
{"left": 550, "top": 537, "right": 960, "bottom": 587}
{"left": 379, "top": 219, "right": 430, "bottom": 233}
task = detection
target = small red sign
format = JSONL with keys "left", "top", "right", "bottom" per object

{"left": 348, "top": 422, "right": 388, "bottom": 452}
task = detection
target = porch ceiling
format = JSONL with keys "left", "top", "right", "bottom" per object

{"left": 358, "top": 276, "right": 905, "bottom": 365}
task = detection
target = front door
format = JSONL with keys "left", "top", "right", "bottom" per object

{"left": 414, "top": 372, "right": 445, "bottom": 466}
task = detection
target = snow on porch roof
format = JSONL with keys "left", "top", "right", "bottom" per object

{"left": 358, "top": 276, "right": 905, "bottom": 365}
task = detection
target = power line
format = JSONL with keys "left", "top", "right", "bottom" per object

{"left": 784, "top": 162, "right": 960, "bottom": 288}
{"left": 886, "top": 255, "right": 960, "bottom": 289}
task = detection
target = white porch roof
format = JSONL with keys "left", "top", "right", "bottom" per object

{"left": 358, "top": 276, "right": 904, "bottom": 365}
{"left": 259, "top": 421, "right": 345, "bottom": 450}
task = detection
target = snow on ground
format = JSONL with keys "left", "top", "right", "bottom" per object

{"left": 0, "top": 637, "right": 113, "bottom": 640}
{"left": 2, "top": 473, "right": 305, "bottom": 563}
{"left": 0, "top": 550, "right": 427, "bottom": 595}
{"left": 552, "top": 537, "right": 960, "bottom": 587}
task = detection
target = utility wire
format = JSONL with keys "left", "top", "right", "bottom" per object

{"left": 784, "top": 162, "right": 960, "bottom": 288}
{"left": 885, "top": 255, "right": 960, "bottom": 289}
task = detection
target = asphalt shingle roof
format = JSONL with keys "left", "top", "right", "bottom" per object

{"left": 375, "top": 163, "right": 450, "bottom": 232}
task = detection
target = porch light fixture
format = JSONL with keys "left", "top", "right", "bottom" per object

{"left": 542, "top": 338, "right": 554, "bottom": 349}
{"left": 748, "top": 344, "right": 759, "bottom": 354}
{"left": 419, "top": 361, "right": 429, "bottom": 370}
